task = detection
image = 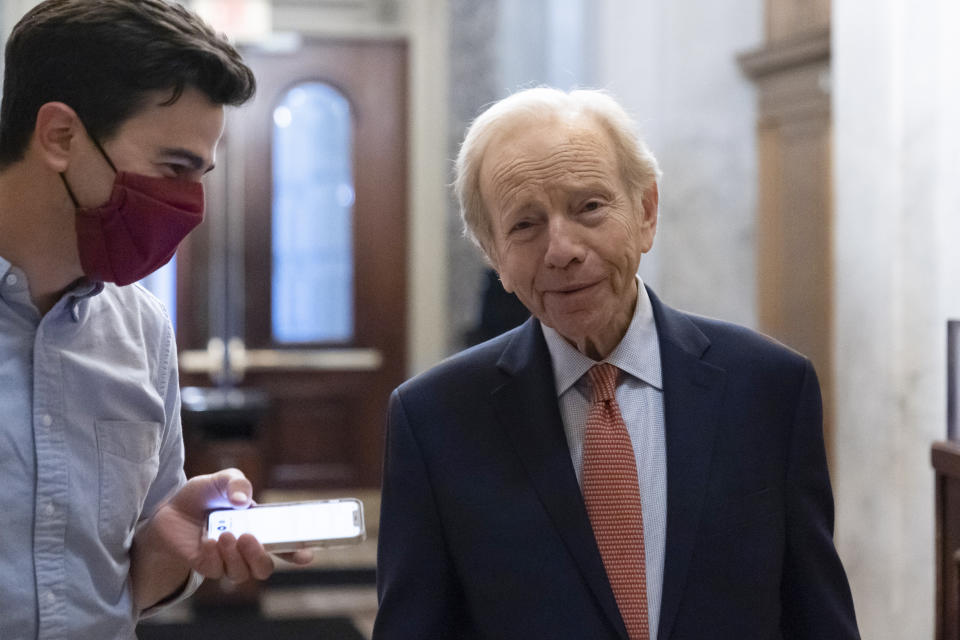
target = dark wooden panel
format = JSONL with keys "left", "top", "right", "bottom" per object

{"left": 177, "top": 39, "right": 408, "bottom": 493}
{"left": 243, "top": 368, "right": 391, "bottom": 489}
{"left": 236, "top": 40, "right": 408, "bottom": 489}
{"left": 240, "top": 39, "right": 408, "bottom": 356}
{"left": 933, "top": 441, "right": 960, "bottom": 640}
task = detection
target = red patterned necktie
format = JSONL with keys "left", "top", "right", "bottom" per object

{"left": 582, "top": 363, "right": 650, "bottom": 640}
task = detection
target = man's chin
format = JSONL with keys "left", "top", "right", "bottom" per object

{"left": 542, "top": 304, "right": 633, "bottom": 358}
{"left": 541, "top": 316, "right": 597, "bottom": 346}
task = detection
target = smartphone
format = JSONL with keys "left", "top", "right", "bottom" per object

{"left": 205, "top": 498, "right": 365, "bottom": 552}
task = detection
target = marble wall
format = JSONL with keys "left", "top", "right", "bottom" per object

{"left": 445, "top": 0, "right": 594, "bottom": 352}
{"left": 592, "top": 0, "right": 762, "bottom": 328}
{"left": 446, "top": 0, "right": 500, "bottom": 351}
{"left": 833, "top": 1, "right": 960, "bottom": 637}
{"left": 445, "top": 0, "right": 763, "bottom": 355}
{"left": 1, "top": 0, "right": 40, "bottom": 31}
{"left": 588, "top": 0, "right": 762, "bottom": 327}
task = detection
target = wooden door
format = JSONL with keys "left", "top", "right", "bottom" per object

{"left": 179, "top": 39, "right": 408, "bottom": 490}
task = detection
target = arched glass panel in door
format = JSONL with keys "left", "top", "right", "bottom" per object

{"left": 271, "top": 81, "right": 355, "bottom": 344}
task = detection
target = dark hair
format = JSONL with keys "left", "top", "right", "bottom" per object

{"left": 0, "top": 0, "right": 256, "bottom": 168}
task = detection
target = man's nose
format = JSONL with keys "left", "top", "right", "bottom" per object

{"left": 544, "top": 216, "right": 586, "bottom": 268}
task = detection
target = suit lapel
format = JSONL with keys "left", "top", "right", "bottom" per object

{"left": 492, "top": 319, "right": 629, "bottom": 640}
{"left": 647, "top": 289, "right": 727, "bottom": 640}
{"left": 492, "top": 291, "right": 726, "bottom": 640}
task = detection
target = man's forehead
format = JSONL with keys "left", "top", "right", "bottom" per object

{"left": 110, "top": 88, "right": 224, "bottom": 156}
{"left": 493, "top": 111, "right": 609, "bottom": 152}
{"left": 482, "top": 118, "right": 617, "bottom": 186}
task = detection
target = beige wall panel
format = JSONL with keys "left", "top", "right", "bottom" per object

{"left": 756, "top": 115, "right": 834, "bottom": 452}
{"left": 767, "top": 0, "right": 831, "bottom": 41}
{"left": 746, "top": 28, "right": 833, "bottom": 454}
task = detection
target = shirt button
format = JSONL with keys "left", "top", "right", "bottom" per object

{"left": 44, "top": 590, "right": 55, "bottom": 605}
{"left": 40, "top": 414, "right": 53, "bottom": 427}
{"left": 4, "top": 273, "right": 17, "bottom": 286}
{"left": 43, "top": 503, "right": 55, "bottom": 517}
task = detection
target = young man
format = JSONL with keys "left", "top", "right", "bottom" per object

{"left": 0, "top": 2, "right": 308, "bottom": 637}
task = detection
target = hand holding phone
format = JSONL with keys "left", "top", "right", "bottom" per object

{"left": 205, "top": 498, "right": 365, "bottom": 553}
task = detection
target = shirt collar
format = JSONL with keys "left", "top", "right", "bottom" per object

{"left": 542, "top": 275, "right": 662, "bottom": 396}
{"left": 0, "top": 253, "right": 103, "bottom": 321}
{"left": 0, "top": 255, "right": 31, "bottom": 310}
{"left": 69, "top": 278, "right": 104, "bottom": 300}
{"left": 66, "top": 279, "right": 104, "bottom": 322}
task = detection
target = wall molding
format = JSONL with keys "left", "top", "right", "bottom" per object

{"left": 738, "top": 26, "right": 830, "bottom": 80}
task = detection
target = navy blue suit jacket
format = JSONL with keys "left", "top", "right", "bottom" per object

{"left": 374, "top": 288, "right": 859, "bottom": 639}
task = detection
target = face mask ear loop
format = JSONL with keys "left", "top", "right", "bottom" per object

{"left": 59, "top": 127, "right": 118, "bottom": 208}
{"left": 58, "top": 173, "right": 81, "bottom": 208}
{"left": 88, "top": 136, "right": 118, "bottom": 174}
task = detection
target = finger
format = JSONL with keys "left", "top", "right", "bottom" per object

{"left": 206, "top": 468, "right": 252, "bottom": 507}
{"left": 194, "top": 537, "right": 225, "bottom": 579}
{"left": 170, "top": 468, "right": 250, "bottom": 514}
{"left": 273, "top": 548, "right": 314, "bottom": 566}
{"left": 218, "top": 532, "right": 251, "bottom": 583}
{"left": 223, "top": 474, "right": 254, "bottom": 508}
{"left": 290, "top": 549, "right": 314, "bottom": 565}
{"left": 237, "top": 534, "right": 275, "bottom": 581}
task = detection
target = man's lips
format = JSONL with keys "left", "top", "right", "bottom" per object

{"left": 543, "top": 280, "right": 603, "bottom": 295}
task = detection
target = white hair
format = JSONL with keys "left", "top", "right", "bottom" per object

{"left": 454, "top": 87, "right": 661, "bottom": 262}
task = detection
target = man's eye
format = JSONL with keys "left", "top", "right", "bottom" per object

{"left": 582, "top": 201, "right": 602, "bottom": 212}
{"left": 161, "top": 161, "right": 199, "bottom": 178}
{"left": 510, "top": 220, "right": 533, "bottom": 233}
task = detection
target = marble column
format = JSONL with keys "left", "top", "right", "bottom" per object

{"left": 446, "top": 0, "right": 500, "bottom": 351}
{"left": 833, "top": 1, "right": 960, "bottom": 637}
{"left": 592, "top": 0, "right": 762, "bottom": 328}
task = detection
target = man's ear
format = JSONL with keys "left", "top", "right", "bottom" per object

{"left": 497, "top": 270, "right": 515, "bottom": 294}
{"left": 484, "top": 242, "right": 515, "bottom": 293}
{"left": 32, "top": 102, "right": 82, "bottom": 173}
{"left": 638, "top": 182, "right": 659, "bottom": 252}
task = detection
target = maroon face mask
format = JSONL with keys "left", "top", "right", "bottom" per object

{"left": 60, "top": 139, "right": 204, "bottom": 286}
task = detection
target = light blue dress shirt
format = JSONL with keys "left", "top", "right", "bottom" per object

{"left": 542, "top": 277, "right": 666, "bottom": 640}
{"left": 0, "top": 256, "right": 196, "bottom": 640}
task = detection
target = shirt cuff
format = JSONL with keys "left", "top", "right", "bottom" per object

{"left": 139, "top": 570, "right": 205, "bottom": 618}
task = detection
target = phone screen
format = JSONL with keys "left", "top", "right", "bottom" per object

{"left": 206, "top": 499, "right": 364, "bottom": 548}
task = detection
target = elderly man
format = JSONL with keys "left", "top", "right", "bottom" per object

{"left": 373, "top": 88, "right": 859, "bottom": 639}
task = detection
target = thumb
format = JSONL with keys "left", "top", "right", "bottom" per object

{"left": 170, "top": 468, "right": 254, "bottom": 517}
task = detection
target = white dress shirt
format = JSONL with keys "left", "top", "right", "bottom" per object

{"left": 542, "top": 277, "right": 666, "bottom": 640}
